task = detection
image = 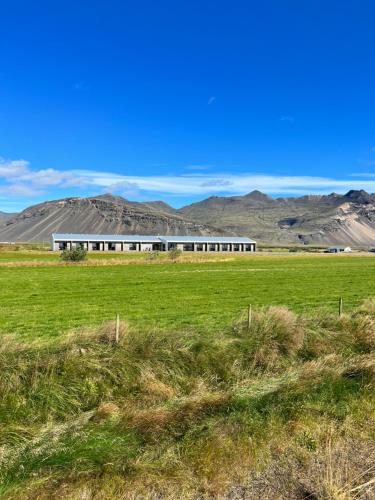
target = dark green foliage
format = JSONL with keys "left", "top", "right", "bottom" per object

{"left": 60, "top": 246, "right": 87, "bottom": 262}
{"left": 147, "top": 250, "right": 160, "bottom": 260}
{"left": 168, "top": 247, "right": 182, "bottom": 261}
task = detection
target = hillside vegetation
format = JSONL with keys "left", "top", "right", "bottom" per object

{"left": 0, "top": 301, "right": 374, "bottom": 498}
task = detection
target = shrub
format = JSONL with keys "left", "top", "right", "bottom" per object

{"left": 234, "top": 306, "right": 305, "bottom": 372}
{"left": 168, "top": 248, "right": 182, "bottom": 262}
{"left": 60, "top": 246, "right": 87, "bottom": 262}
{"left": 147, "top": 250, "right": 160, "bottom": 261}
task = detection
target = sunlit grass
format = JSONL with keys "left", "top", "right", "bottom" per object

{"left": 0, "top": 253, "right": 374, "bottom": 340}
{"left": 0, "top": 302, "right": 374, "bottom": 498}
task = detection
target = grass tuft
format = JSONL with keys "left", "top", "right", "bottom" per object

{"left": 0, "top": 301, "right": 374, "bottom": 498}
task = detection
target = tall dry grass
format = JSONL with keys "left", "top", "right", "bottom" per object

{"left": 0, "top": 301, "right": 374, "bottom": 498}
{"left": 0, "top": 254, "right": 235, "bottom": 268}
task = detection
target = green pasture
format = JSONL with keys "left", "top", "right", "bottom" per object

{"left": 0, "top": 253, "right": 374, "bottom": 340}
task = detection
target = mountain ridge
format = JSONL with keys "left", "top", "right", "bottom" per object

{"left": 0, "top": 195, "right": 228, "bottom": 242}
{"left": 178, "top": 189, "right": 375, "bottom": 245}
{"left": 0, "top": 211, "right": 15, "bottom": 223}
{"left": 1, "top": 190, "right": 375, "bottom": 245}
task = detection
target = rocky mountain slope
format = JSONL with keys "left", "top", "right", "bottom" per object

{"left": 0, "top": 194, "right": 226, "bottom": 242}
{"left": 1, "top": 190, "right": 375, "bottom": 245}
{"left": 0, "top": 211, "right": 15, "bottom": 224}
{"left": 178, "top": 189, "right": 375, "bottom": 245}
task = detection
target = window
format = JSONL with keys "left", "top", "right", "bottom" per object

{"left": 209, "top": 244, "right": 216, "bottom": 251}
{"left": 108, "top": 242, "right": 116, "bottom": 251}
{"left": 58, "top": 242, "right": 67, "bottom": 250}
{"left": 183, "top": 243, "right": 194, "bottom": 251}
{"left": 91, "top": 242, "right": 100, "bottom": 251}
{"left": 129, "top": 243, "right": 137, "bottom": 251}
{"left": 222, "top": 244, "right": 228, "bottom": 251}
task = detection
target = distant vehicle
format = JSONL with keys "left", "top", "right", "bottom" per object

{"left": 328, "top": 246, "right": 352, "bottom": 253}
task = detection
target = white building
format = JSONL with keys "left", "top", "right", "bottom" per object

{"left": 52, "top": 233, "right": 256, "bottom": 252}
{"left": 328, "top": 246, "right": 352, "bottom": 253}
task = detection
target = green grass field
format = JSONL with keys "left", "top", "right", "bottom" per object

{"left": 0, "top": 251, "right": 374, "bottom": 498}
{"left": 0, "top": 252, "right": 374, "bottom": 340}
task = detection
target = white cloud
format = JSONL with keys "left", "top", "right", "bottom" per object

{"left": 200, "top": 179, "right": 233, "bottom": 188}
{"left": 74, "top": 169, "right": 375, "bottom": 196}
{"left": 0, "top": 158, "right": 87, "bottom": 197}
{"left": 0, "top": 159, "right": 30, "bottom": 178}
{"left": 19, "top": 168, "right": 87, "bottom": 188}
{"left": 106, "top": 180, "right": 140, "bottom": 198}
{"left": 0, "top": 183, "right": 43, "bottom": 197}
{"left": 280, "top": 115, "right": 295, "bottom": 122}
{"left": 353, "top": 173, "right": 375, "bottom": 178}
{"left": 1, "top": 157, "right": 375, "bottom": 203}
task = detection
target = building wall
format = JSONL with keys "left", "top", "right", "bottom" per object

{"left": 162, "top": 242, "right": 256, "bottom": 252}
{"left": 53, "top": 239, "right": 256, "bottom": 252}
{"left": 141, "top": 243, "right": 154, "bottom": 251}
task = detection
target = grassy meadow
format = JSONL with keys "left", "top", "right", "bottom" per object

{"left": 0, "top": 251, "right": 374, "bottom": 341}
{"left": 0, "top": 250, "right": 374, "bottom": 498}
{"left": 0, "top": 300, "right": 374, "bottom": 498}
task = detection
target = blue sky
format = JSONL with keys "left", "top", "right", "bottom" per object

{"left": 1, "top": 0, "right": 375, "bottom": 211}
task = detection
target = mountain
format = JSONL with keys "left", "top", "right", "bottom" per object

{"left": 2, "top": 190, "right": 375, "bottom": 245}
{"left": 178, "top": 190, "right": 375, "bottom": 245}
{"left": 0, "top": 194, "right": 227, "bottom": 242}
{"left": 141, "top": 200, "right": 178, "bottom": 216}
{"left": 0, "top": 211, "right": 15, "bottom": 224}
{"left": 343, "top": 189, "right": 374, "bottom": 204}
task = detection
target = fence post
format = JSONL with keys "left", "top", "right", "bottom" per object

{"left": 115, "top": 314, "right": 120, "bottom": 343}
{"left": 247, "top": 304, "right": 252, "bottom": 330}
{"left": 339, "top": 298, "right": 343, "bottom": 316}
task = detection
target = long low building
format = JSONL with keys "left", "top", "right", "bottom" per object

{"left": 52, "top": 233, "right": 256, "bottom": 252}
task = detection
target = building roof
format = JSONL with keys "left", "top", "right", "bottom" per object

{"left": 52, "top": 233, "right": 256, "bottom": 243}
{"left": 52, "top": 233, "right": 162, "bottom": 242}
{"left": 159, "top": 236, "right": 256, "bottom": 244}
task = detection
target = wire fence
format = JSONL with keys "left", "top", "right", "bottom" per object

{"left": 0, "top": 294, "right": 370, "bottom": 339}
